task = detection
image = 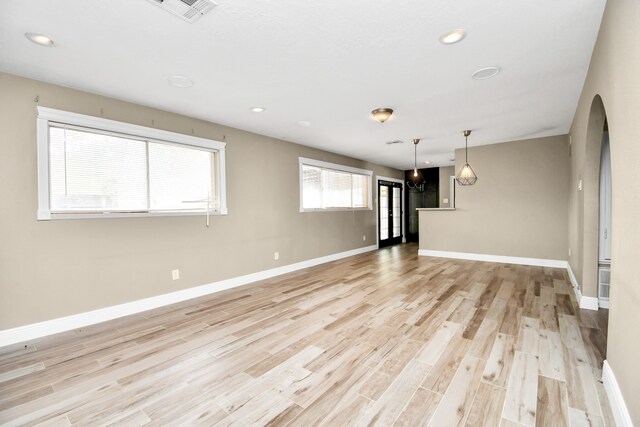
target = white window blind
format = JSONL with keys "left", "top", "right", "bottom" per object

{"left": 351, "top": 174, "right": 368, "bottom": 208}
{"left": 302, "top": 166, "right": 322, "bottom": 209}
{"left": 49, "top": 125, "right": 149, "bottom": 212}
{"left": 148, "top": 142, "right": 214, "bottom": 211}
{"left": 322, "top": 169, "right": 352, "bottom": 208}
{"left": 37, "top": 107, "right": 227, "bottom": 220}
{"left": 299, "top": 158, "right": 372, "bottom": 211}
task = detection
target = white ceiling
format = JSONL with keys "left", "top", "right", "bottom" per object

{"left": 0, "top": 0, "right": 605, "bottom": 170}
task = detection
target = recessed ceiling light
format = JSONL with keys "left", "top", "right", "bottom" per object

{"left": 472, "top": 66, "right": 501, "bottom": 80}
{"left": 251, "top": 107, "right": 265, "bottom": 113}
{"left": 297, "top": 120, "right": 312, "bottom": 127}
{"left": 168, "top": 75, "right": 193, "bottom": 88}
{"left": 424, "top": 161, "right": 430, "bottom": 164}
{"left": 25, "top": 32, "right": 54, "bottom": 47}
{"left": 439, "top": 29, "right": 466, "bottom": 45}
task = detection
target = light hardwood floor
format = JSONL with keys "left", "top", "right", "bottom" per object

{"left": 0, "top": 244, "right": 612, "bottom": 426}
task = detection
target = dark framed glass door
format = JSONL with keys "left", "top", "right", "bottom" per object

{"left": 378, "top": 180, "right": 402, "bottom": 247}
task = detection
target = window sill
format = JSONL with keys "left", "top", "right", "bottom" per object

{"left": 37, "top": 209, "right": 228, "bottom": 221}
{"left": 300, "top": 207, "right": 372, "bottom": 213}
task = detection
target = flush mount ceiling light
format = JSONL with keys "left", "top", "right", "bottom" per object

{"left": 439, "top": 29, "right": 467, "bottom": 45}
{"left": 371, "top": 108, "right": 393, "bottom": 123}
{"left": 251, "top": 107, "right": 265, "bottom": 113}
{"left": 168, "top": 75, "right": 193, "bottom": 88}
{"left": 25, "top": 32, "right": 54, "bottom": 47}
{"left": 455, "top": 130, "right": 478, "bottom": 186}
{"left": 297, "top": 120, "right": 312, "bottom": 127}
{"left": 472, "top": 66, "right": 501, "bottom": 80}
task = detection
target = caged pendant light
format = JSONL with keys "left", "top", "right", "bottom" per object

{"left": 455, "top": 130, "right": 478, "bottom": 186}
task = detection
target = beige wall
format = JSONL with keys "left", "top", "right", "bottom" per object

{"left": 438, "top": 166, "right": 455, "bottom": 208}
{"left": 568, "top": 0, "right": 640, "bottom": 421}
{"left": 0, "top": 72, "right": 402, "bottom": 330}
{"left": 419, "top": 136, "right": 569, "bottom": 261}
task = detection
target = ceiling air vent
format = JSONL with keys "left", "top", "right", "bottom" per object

{"left": 385, "top": 140, "right": 404, "bottom": 145}
{"left": 146, "top": 0, "right": 217, "bottom": 23}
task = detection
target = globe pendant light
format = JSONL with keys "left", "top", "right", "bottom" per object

{"left": 455, "top": 130, "right": 478, "bottom": 186}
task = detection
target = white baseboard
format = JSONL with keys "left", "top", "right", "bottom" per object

{"left": 579, "top": 295, "right": 599, "bottom": 310}
{"left": 602, "top": 360, "right": 634, "bottom": 427}
{"left": 418, "top": 249, "right": 568, "bottom": 269}
{"left": 566, "top": 261, "right": 579, "bottom": 289}
{"left": 0, "top": 245, "right": 378, "bottom": 347}
{"left": 566, "top": 262, "right": 599, "bottom": 311}
{"left": 598, "top": 298, "right": 610, "bottom": 309}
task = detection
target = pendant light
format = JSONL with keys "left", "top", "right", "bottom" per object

{"left": 406, "top": 139, "right": 424, "bottom": 190}
{"left": 412, "top": 139, "right": 420, "bottom": 178}
{"left": 455, "top": 130, "right": 478, "bottom": 186}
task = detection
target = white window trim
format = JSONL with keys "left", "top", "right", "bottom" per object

{"left": 36, "top": 106, "right": 227, "bottom": 220}
{"left": 298, "top": 157, "right": 373, "bottom": 213}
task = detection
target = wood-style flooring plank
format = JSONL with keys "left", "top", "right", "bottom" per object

{"left": 414, "top": 321, "right": 460, "bottom": 365}
{"left": 393, "top": 387, "right": 441, "bottom": 427}
{"left": 465, "top": 381, "right": 507, "bottom": 427}
{"left": 355, "top": 359, "right": 431, "bottom": 427}
{"left": 515, "top": 317, "right": 540, "bottom": 356}
{"left": 421, "top": 333, "right": 473, "bottom": 395}
{"left": 482, "top": 333, "right": 517, "bottom": 388}
{"left": 502, "top": 351, "right": 539, "bottom": 427}
{"left": 535, "top": 375, "right": 570, "bottom": 427}
{"left": 538, "top": 330, "right": 565, "bottom": 381}
{"left": 429, "top": 354, "right": 485, "bottom": 427}
{"left": 568, "top": 407, "right": 605, "bottom": 427}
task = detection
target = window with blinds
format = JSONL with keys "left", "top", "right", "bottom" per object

{"left": 299, "top": 158, "right": 372, "bottom": 211}
{"left": 36, "top": 107, "right": 227, "bottom": 220}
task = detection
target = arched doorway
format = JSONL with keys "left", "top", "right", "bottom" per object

{"left": 581, "top": 94, "right": 611, "bottom": 364}
{"left": 598, "top": 121, "right": 611, "bottom": 307}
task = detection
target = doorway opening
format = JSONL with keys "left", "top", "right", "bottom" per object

{"left": 598, "top": 121, "right": 611, "bottom": 308}
{"left": 378, "top": 180, "right": 403, "bottom": 247}
{"left": 582, "top": 94, "right": 610, "bottom": 368}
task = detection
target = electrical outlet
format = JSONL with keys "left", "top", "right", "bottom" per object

{"left": 171, "top": 269, "right": 180, "bottom": 280}
{"left": 363, "top": 235, "right": 366, "bottom": 241}
{"left": 274, "top": 252, "right": 279, "bottom": 261}
{"left": 443, "top": 198, "right": 449, "bottom": 204}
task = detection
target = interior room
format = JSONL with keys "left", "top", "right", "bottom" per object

{"left": 0, "top": 0, "right": 638, "bottom": 425}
